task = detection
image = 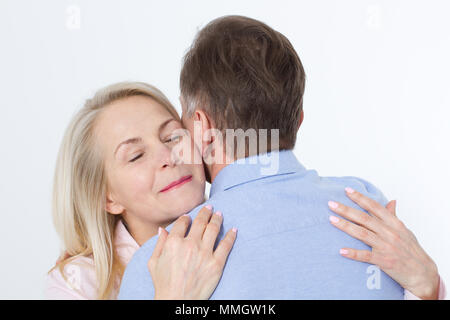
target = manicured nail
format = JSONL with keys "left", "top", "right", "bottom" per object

{"left": 215, "top": 211, "right": 222, "bottom": 217}
{"left": 328, "top": 201, "right": 339, "bottom": 209}
{"left": 345, "top": 187, "right": 355, "bottom": 194}
{"left": 340, "top": 249, "right": 349, "bottom": 255}
{"left": 329, "top": 215, "right": 340, "bottom": 223}
{"left": 205, "top": 204, "right": 213, "bottom": 210}
{"left": 232, "top": 227, "right": 237, "bottom": 233}
{"left": 158, "top": 227, "right": 162, "bottom": 236}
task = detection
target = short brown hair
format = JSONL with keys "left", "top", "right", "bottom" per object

{"left": 180, "top": 15, "right": 306, "bottom": 151}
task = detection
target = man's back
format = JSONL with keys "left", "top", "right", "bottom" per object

{"left": 119, "top": 150, "right": 404, "bottom": 299}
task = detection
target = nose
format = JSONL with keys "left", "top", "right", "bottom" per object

{"left": 159, "top": 144, "right": 177, "bottom": 169}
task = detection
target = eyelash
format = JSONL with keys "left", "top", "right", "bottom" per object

{"left": 128, "top": 136, "right": 180, "bottom": 163}
{"left": 165, "top": 135, "right": 181, "bottom": 143}
{"left": 129, "top": 153, "right": 144, "bottom": 163}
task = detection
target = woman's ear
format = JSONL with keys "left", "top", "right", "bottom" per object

{"left": 105, "top": 191, "right": 125, "bottom": 215}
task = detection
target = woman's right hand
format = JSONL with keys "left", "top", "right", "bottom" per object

{"left": 148, "top": 205, "right": 237, "bottom": 300}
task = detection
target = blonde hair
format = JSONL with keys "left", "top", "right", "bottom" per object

{"left": 50, "top": 82, "right": 180, "bottom": 299}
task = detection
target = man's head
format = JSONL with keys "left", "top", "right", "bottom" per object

{"left": 180, "top": 15, "right": 306, "bottom": 180}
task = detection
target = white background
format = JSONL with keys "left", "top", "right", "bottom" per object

{"left": 0, "top": 0, "right": 448, "bottom": 299}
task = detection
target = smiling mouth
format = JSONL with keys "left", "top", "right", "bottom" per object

{"left": 159, "top": 175, "right": 193, "bottom": 193}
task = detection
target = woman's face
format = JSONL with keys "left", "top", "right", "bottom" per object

{"left": 95, "top": 95, "right": 205, "bottom": 229}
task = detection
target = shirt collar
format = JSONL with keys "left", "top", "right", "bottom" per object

{"left": 114, "top": 219, "right": 140, "bottom": 251}
{"left": 209, "top": 149, "right": 306, "bottom": 197}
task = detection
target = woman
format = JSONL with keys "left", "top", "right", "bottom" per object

{"left": 46, "top": 81, "right": 235, "bottom": 299}
{"left": 46, "top": 82, "right": 445, "bottom": 300}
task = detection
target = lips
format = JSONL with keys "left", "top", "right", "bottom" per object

{"left": 159, "top": 175, "right": 193, "bottom": 193}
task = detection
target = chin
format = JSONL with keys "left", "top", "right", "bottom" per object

{"left": 167, "top": 189, "right": 205, "bottom": 216}
{"left": 182, "top": 195, "right": 205, "bottom": 214}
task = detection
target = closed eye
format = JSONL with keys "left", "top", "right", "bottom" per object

{"left": 165, "top": 135, "right": 181, "bottom": 143}
{"left": 129, "top": 153, "right": 144, "bottom": 162}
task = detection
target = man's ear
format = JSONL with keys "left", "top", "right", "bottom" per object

{"left": 297, "top": 110, "right": 304, "bottom": 130}
{"left": 105, "top": 191, "right": 125, "bottom": 215}
{"left": 193, "top": 109, "right": 215, "bottom": 157}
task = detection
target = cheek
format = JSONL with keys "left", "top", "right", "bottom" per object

{"left": 173, "top": 134, "right": 203, "bottom": 165}
{"left": 186, "top": 164, "right": 206, "bottom": 202}
{"left": 116, "top": 165, "right": 156, "bottom": 205}
{"left": 182, "top": 119, "right": 200, "bottom": 152}
{"left": 130, "top": 165, "right": 156, "bottom": 195}
{"left": 192, "top": 138, "right": 202, "bottom": 160}
{"left": 186, "top": 134, "right": 203, "bottom": 164}
{"left": 192, "top": 163, "right": 205, "bottom": 183}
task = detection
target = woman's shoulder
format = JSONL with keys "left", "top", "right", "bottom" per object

{"left": 45, "top": 255, "right": 98, "bottom": 300}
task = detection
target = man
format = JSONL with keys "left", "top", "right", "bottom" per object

{"left": 118, "top": 15, "right": 406, "bottom": 299}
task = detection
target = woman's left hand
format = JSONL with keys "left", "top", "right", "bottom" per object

{"left": 328, "top": 187, "right": 440, "bottom": 299}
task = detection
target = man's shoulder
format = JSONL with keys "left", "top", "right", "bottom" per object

{"left": 322, "top": 175, "right": 389, "bottom": 205}
{"left": 118, "top": 237, "right": 155, "bottom": 299}
{"left": 213, "top": 168, "right": 388, "bottom": 205}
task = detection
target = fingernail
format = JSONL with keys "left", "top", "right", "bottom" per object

{"left": 345, "top": 187, "right": 355, "bottom": 194}
{"left": 329, "top": 215, "right": 340, "bottom": 223}
{"left": 232, "top": 228, "right": 237, "bottom": 233}
{"left": 328, "top": 201, "right": 339, "bottom": 209}
{"left": 215, "top": 211, "right": 222, "bottom": 217}
{"left": 205, "top": 204, "right": 213, "bottom": 210}
{"left": 158, "top": 227, "right": 162, "bottom": 236}
{"left": 340, "top": 249, "right": 349, "bottom": 255}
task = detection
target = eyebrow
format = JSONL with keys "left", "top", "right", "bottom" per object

{"left": 113, "top": 118, "right": 177, "bottom": 157}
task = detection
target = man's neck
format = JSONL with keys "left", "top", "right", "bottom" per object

{"left": 208, "top": 162, "right": 228, "bottom": 183}
{"left": 206, "top": 151, "right": 253, "bottom": 183}
{"left": 206, "top": 148, "right": 268, "bottom": 183}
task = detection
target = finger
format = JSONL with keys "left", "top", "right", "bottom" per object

{"left": 148, "top": 228, "right": 169, "bottom": 272}
{"left": 169, "top": 214, "right": 191, "bottom": 238}
{"left": 202, "top": 211, "right": 223, "bottom": 252}
{"left": 385, "top": 200, "right": 397, "bottom": 217}
{"left": 151, "top": 227, "right": 169, "bottom": 259}
{"left": 329, "top": 215, "right": 378, "bottom": 247}
{"left": 338, "top": 248, "right": 382, "bottom": 266}
{"left": 328, "top": 200, "right": 382, "bottom": 234}
{"left": 214, "top": 228, "right": 237, "bottom": 267}
{"left": 344, "top": 187, "right": 392, "bottom": 221}
{"left": 187, "top": 205, "right": 213, "bottom": 241}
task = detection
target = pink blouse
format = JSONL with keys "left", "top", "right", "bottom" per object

{"left": 45, "top": 220, "right": 139, "bottom": 299}
{"left": 45, "top": 219, "right": 447, "bottom": 300}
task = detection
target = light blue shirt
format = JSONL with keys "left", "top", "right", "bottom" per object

{"left": 119, "top": 150, "right": 404, "bottom": 299}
